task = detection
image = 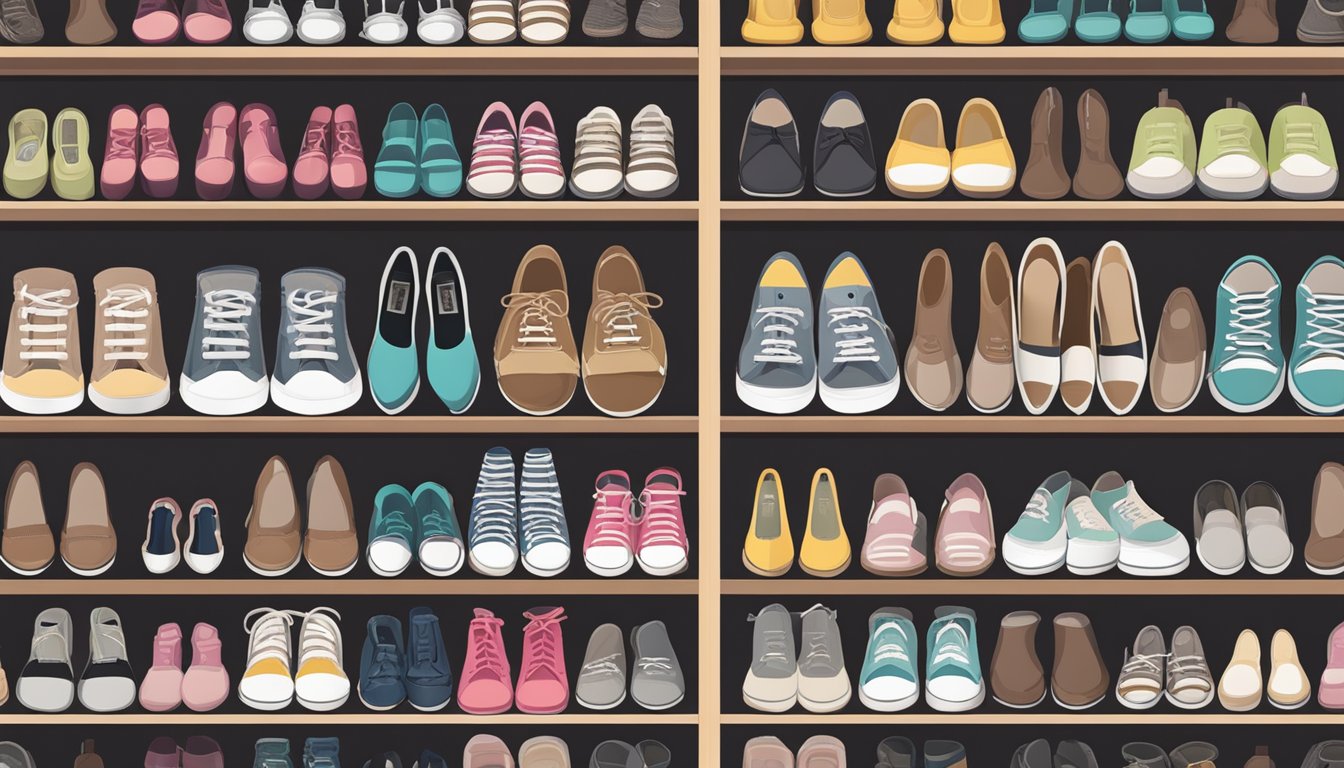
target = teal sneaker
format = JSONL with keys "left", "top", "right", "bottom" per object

{"left": 1062, "top": 479, "right": 1119, "bottom": 575}
{"left": 1210, "top": 256, "right": 1284, "bottom": 413}
{"left": 368, "top": 484, "right": 416, "bottom": 577}
{"left": 859, "top": 608, "right": 918, "bottom": 712}
{"left": 419, "top": 104, "right": 462, "bottom": 199}
{"left": 412, "top": 481, "right": 465, "bottom": 576}
{"left": 924, "top": 606, "right": 983, "bottom": 712}
{"left": 424, "top": 247, "right": 481, "bottom": 414}
{"left": 368, "top": 246, "right": 421, "bottom": 414}
{"left": 1002, "top": 471, "right": 1071, "bottom": 576}
{"left": 374, "top": 102, "right": 420, "bottom": 199}
{"left": 1166, "top": 0, "right": 1213, "bottom": 40}
{"left": 1123, "top": 0, "right": 1170, "bottom": 42}
{"left": 1091, "top": 471, "right": 1190, "bottom": 577}
{"left": 1073, "top": 0, "right": 1121, "bottom": 42}
{"left": 1289, "top": 255, "right": 1344, "bottom": 415}
{"left": 1018, "top": 0, "right": 1074, "bottom": 43}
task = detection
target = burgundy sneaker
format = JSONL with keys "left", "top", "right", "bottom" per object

{"left": 144, "top": 738, "right": 180, "bottom": 768}
{"left": 331, "top": 104, "right": 367, "bottom": 200}
{"left": 636, "top": 468, "right": 689, "bottom": 576}
{"left": 182, "top": 737, "right": 223, "bottom": 768}
{"left": 293, "top": 106, "right": 333, "bottom": 200}
{"left": 183, "top": 0, "right": 231, "bottom": 43}
{"left": 139, "top": 104, "right": 179, "bottom": 198}
{"left": 100, "top": 105, "right": 139, "bottom": 201}
{"left": 516, "top": 606, "right": 568, "bottom": 714}
{"left": 195, "top": 102, "right": 237, "bottom": 201}
{"left": 457, "top": 608, "right": 513, "bottom": 714}
{"left": 133, "top": 0, "right": 181, "bottom": 43}
{"left": 583, "top": 470, "right": 635, "bottom": 577}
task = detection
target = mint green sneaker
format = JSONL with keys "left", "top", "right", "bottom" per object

{"left": 1210, "top": 256, "right": 1284, "bottom": 413}
{"left": 1091, "top": 471, "right": 1190, "bottom": 577}
{"left": 1196, "top": 100, "right": 1268, "bottom": 200}
{"left": 1062, "top": 480, "right": 1119, "bottom": 575}
{"left": 1269, "top": 94, "right": 1339, "bottom": 201}
{"left": 1289, "top": 255, "right": 1344, "bottom": 415}
{"left": 1002, "top": 471, "right": 1071, "bottom": 576}
{"left": 859, "top": 608, "right": 918, "bottom": 712}
{"left": 1126, "top": 89, "right": 1196, "bottom": 199}
{"left": 924, "top": 606, "right": 982, "bottom": 712}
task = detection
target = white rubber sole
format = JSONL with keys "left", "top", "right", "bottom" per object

{"left": 1195, "top": 539, "right": 1245, "bottom": 576}
{"left": 1307, "top": 561, "right": 1344, "bottom": 576}
{"left": 469, "top": 547, "right": 517, "bottom": 577}
{"left": 1165, "top": 688, "right": 1215, "bottom": 710}
{"left": 270, "top": 372, "right": 363, "bottom": 416}
{"left": 184, "top": 550, "right": 224, "bottom": 575}
{"left": 1117, "top": 555, "right": 1190, "bottom": 577}
{"left": 179, "top": 375, "right": 270, "bottom": 416}
{"left": 1209, "top": 371, "right": 1284, "bottom": 414}
{"left": 925, "top": 683, "right": 984, "bottom": 713}
{"left": 239, "top": 690, "right": 294, "bottom": 711}
{"left": 141, "top": 548, "right": 181, "bottom": 575}
{"left": 87, "top": 384, "right": 170, "bottom": 415}
{"left": 1052, "top": 690, "right": 1104, "bottom": 710}
{"left": 635, "top": 690, "right": 686, "bottom": 711}
{"left": 585, "top": 553, "right": 635, "bottom": 578}
{"left": 820, "top": 376, "right": 900, "bottom": 414}
{"left": 65, "top": 556, "right": 114, "bottom": 577}
{"left": 992, "top": 689, "right": 1047, "bottom": 709}
{"left": 797, "top": 685, "right": 850, "bottom": 714}
{"left": 1250, "top": 549, "right": 1293, "bottom": 575}
{"left": 521, "top": 553, "right": 569, "bottom": 577}
{"left": 743, "top": 690, "right": 796, "bottom": 713}
{"left": 859, "top": 687, "right": 919, "bottom": 712}
{"left": 576, "top": 689, "right": 627, "bottom": 711}
{"left": 736, "top": 373, "right": 815, "bottom": 414}
{"left": 636, "top": 552, "right": 688, "bottom": 577}
{"left": 297, "top": 690, "right": 350, "bottom": 712}
{"left": 0, "top": 379, "right": 83, "bottom": 414}
{"left": 0, "top": 552, "right": 51, "bottom": 576}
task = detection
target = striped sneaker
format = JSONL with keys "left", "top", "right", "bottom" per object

{"left": 520, "top": 448, "right": 570, "bottom": 577}
{"left": 518, "top": 102, "right": 565, "bottom": 200}
{"left": 467, "top": 0, "right": 518, "bottom": 42}
{"left": 467, "top": 102, "right": 518, "bottom": 199}
{"left": 625, "top": 104, "right": 678, "bottom": 198}
{"left": 570, "top": 107, "right": 624, "bottom": 200}
{"left": 469, "top": 447, "right": 519, "bottom": 576}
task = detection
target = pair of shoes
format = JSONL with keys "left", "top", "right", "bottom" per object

{"left": 1120, "top": 744, "right": 1219, "bottom": 768}
{"left": 457, "top": 607, "right": 568, "bottom": 714}
{"left": 361, "top": 0, "right": 466, "bottom": 44}
{"left": 0, "top": 463, "right": 113, "bottom": 576}
{"left": 358, "top": 609, "right": 453, "bottom": 711}
{"left": 249, "top": 740, "right": 343, "bottom": 768}
{"left": 145, "top": 739, "right": 223, "bottom": 768}
{"left": 743, "top": 469, "right": 849, "bottom": 577}
{"left": 469, "top": 0, "right": 571, "bottom": 43}
{"left": 744, "top": 738, "right": 847, "bottom": 768}
{"left": 496, "top": 245, "right": 667, "bottom": 417}
{"left": 141, "top": 498, "right": 223, "bottom": 575}
{"left": 4, "top": 108, "right": 94, "bottom": 201}
{"left": 575, "top": 621, "right": 685, "bottom": 710}
{"left": 367, "top": 247, "right": 480, "bottom": 413}
{"left": 591, "top": 742, "right": 670, "bottom": 768}
{"left": 367, "top": 482, "right": 465, "bottom": 577}
{"left": 571, "top": 105, "right": 679, "bottom": 199}
{"left": 240, "top": 607, "right": 350, "bottom": 710}
{"left": 245, "top": 456, "right": 357, "bottom": 577}
{"left": 586, "top": 0, "right": 682, "bottom": 38}
{"left": 989, "top": 611, "right": 1107, "bottom": 710}
{"left": 1, "top": 269, "right": 168, "bottom": 414}
{"left": 855, "top": 607, "right": 985, "bottom": 711}
{"left": 17, "top": 607, "right": 134, "bottom": 712}
{"left": 1218, "top": 628, "right": 1310, "bottom": 710}
{"left": 0, "top": 0, "right": 42, "bottom": 43}
{"left": 584, "top": 468, "right": 689, "bottom": 577}
{"left": 1021, "top": 87, "right": 1124, "bottom": 200}
{"left": 468, "top": 102, "right": 563, "bottom": 199}
{"left": 1018, "top": 0, "right": 1119, "bottom": 43}
{"left": 742, "top": 603, "right": 851, "bottom": 713}
{"left": 293, "top": 105, "right": 367, "bottom": 199}
{"left": 245, "top": 0, "right": 347, "bottom": 44}
{"left": 135, "top": 0, "right": 232, "bottom": 43}
{"left": 738, "top": 90, "right": 876, "bottom": 198}
{"left": 374, "top": 103, "right": 463, "bottom": 198}
{"left": 1125, "top": 0, "right": 1212, "bottom": 42}
{"left": 884, "top": 97, "right": 1014, "bottom": 198}
{"left": 859, "top": 472, "right": 996, "bottom": 577}
{"left": 467, "top": 447, "right": 569, "bottom": 576}
{"left": 198, "top": 103, "right": 291, "bottom": 199}
{"left": 100, "top": 105, "right": 178, "bottom": 199}
{"left": 1114, "top": 626, "right": 1214, "bottom": 709}
{"left": 890, "top": 0, "right": 1002, "bottom": 43}
{"left": 1193, "top": 481, "right": 1291, "bottom": 575}
{"left": 139, "top": 622, "right": 229, "bottom": 712}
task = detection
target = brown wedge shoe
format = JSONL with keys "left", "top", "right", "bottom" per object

{"left": 1021, "top": 87, "right": 1071, "bottom": 201}
{"left": 496, "top": 245, "right": 579, "bottom": 416}
{"left": 1, "top": 461, "right": 54, "bottom": 575}
{"left": 1073, "top": 90, "right": 1124, "bottom": 201}
{"left": 304, "top": 455, "right": 358, "bottom": 577}
{"left": 244, "top": 456, "right": 303, "bottom": 577}
{"left": 582, "top": 246, "right": 667, "bottom": 417}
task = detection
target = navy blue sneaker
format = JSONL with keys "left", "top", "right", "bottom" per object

{"left": 303, "top": 739, "right": 340, "bottom": 768}
{"left": 405, "top": 607, "right": 453, "bottom": 711}
{"left": 358, "top": 615, "right": 406, "bottom": 710}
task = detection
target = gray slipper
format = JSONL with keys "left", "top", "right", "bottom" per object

{"left": 582, "top": 0, "right": 627, "bottom": 37}
{"left": 1298, "top": 0, "right": 1344, "bottom": 42}
{"left": 1242, "top": 481, "right": 1293, "bottom": 574}
{"left": 634, "top": 0, "right": 681, "bottom": 38}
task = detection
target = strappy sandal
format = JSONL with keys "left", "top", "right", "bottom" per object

{"left": 244, "top": 0, "right": 294, "bottom": 43}
{"left": 418, "top": 0, "right": 465, "bottom": 42}
{"left": 361, "top": 0, "right": 408, "bottom": 43}
{"left": 468, "top": 0, "right": 517, "bottom": 42}
{"left": 297, "top": 0, "right": 345, "bottom": 43}
{"left": 519, "top": 0, "right": 569, "bottom": 42}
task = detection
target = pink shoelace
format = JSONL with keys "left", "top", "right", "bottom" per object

{"left": 300, "top": 120, "right": 329, "bottom": 160}
{"left": 589, "top": 481, "right": 634, "bottom": 549}
{"left": 334, "top": 121, "right": 362, "bottom": 160}
{"left": 465, "top": 608, "right": 508, "bottom": 682}
{"left": 107, "top": 128, "right": 137, "bottom": 161}
{"left": 142, "top": 125, "right": 175, "bottom": 160}
{"left": 520, "top": 125, "right": 562, "bottom": 178}
{"left": 638, "top": 483, "right": 687, "bottom": 551}
{"left": 521, "top": 607, "right": 567, "bottom": 683}
{"left": 469, "top": 128, "right": 516, "bottom": 179}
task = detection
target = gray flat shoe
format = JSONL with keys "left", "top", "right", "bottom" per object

{"left": 581, "top": 0, "right": 627, "bottom": 37}
{"left": 17, "top": 608, "right": 74, "bottom": 713}
{"left": 629, "top": 620, "right": 684, "bottom": 710}
{"left": 634, "top": 0, "right": 680, "bottom": 38}
{"left": 575, "top": 623, "right": 627, "bottom": 710}
{"left": 77, "top": 607, "right": 136, "bottom": 712}
{"left": 1242, "top": 481, "right": 1293, "bottom": 574}
{"left": 1193, "top": 479, "right": 1246, "bottom": 576}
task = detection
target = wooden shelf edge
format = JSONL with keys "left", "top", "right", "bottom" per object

{"left": 720, "top": 714, "right": 1344, "bottom": 725}
{"left": 721, "top": 416, "right": 1344, "bottom": 434}
{"left": 0, "top": 201, "right": 699, "bottom": 222}
{"left": 720, "top": 578, "right": 1344, "bottom": 595}
{"left": 0, "top": 579, "right": 698, "bottom": 595}
{"left": 721, "top": 201, "right": 1344, "bottom": 222}
{"left": 0, "top": 415, "right": 699, "bottom": 434}
{"left": 0, "top": 714, "right": 700, "bottom": 725}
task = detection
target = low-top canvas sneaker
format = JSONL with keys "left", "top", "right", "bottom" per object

{"left": 1091, "top": 471, "right": 1190, "bottom": 576}
{"left": 1003, "top": 471, "right": 1070, "bottom": 576}
{"left": 859, "top": 607, "right": 918, "bottom": 712}
{"left": 469, "top": 448, "right": 519, "bottom": 576}
{"left": 818, "top": 252, "right": 900, "bottom": 414}
{"left": 358, "top": 614, "right": 406, "bottom": 711}
{"left": 1211, "top": 256, "right": 1284, "bottom": 413}
{"left": 1062, "top": 480, "right": 1120, "bottom": 575}
{"left": 575, "top": 623, "right": 626, "bottom": 710}
{"left": 519, "top": 449, "right": 569, "bottom": 577}
{"left": 635, "top": 468, "right": 688, "bottom": 576}
{"left": 239, "top": 607, "right": 301, "bottom": 711}
{"left": 77, "top": 607, "right": 135, "bottom": 713}
{"left": 2, "top": 268, "right": 84, "bottom": 414}
{"left": 17, "top": 607, "right": 75, "bottom": 713}
{"left": 272, "top": 268, "right": 363, "bottom": 415}
{"left": 425, "top": 248, "right": 481, "bottom": 414}
{"left": 138, "top": 622, "right": 184, "bottom": 712}
{"left": 584, "top": 470, "right": 635, "bottom": 577}
{"left": 405, "top": 607, "right": 452, "bottom": 711}
{"left": 1166, "top": 625, "right": 1214, "bottom": 709}
{"left": 797, "top": 604, "right": 850, "bottom": 713}
{"left": 737, "top": 252, "right": 816, "bottom": 414}
{"left": 630, "top": 620, "right": 685, "bottom": 710}
{"left": 1289, "top": 255, "right": 1344, "bottom": 414}
{"left": 368, "top": 246, "right": 421, "bottom": 415}
{"left": 517, "top": 606, "right": 568, "bottom": 714}
{"left": 925, "top": 606, "right": 983, "bottom": 712}
{"left": 1269, "top": 94, "right": 1338, "bottom": 201}
{"left": 458, "top": 608, "right": 513, "bottom": 714}
{"left": 253, "top": 740, "right": 292, "bottom": 768}
{"left": 1196, "top": 100, "right": 1269, "bottom": 200}
{"left": 294, "top": 608, "right": 348, "bottom": 712}
{"left": 742, "top": 603, "right": 798, "bottom": 712}
{"left": 182, "top": 622, "right": 230, "bottom": 713}
{"left": 412, "top": 482, "right": 464, "bottom": 577}
{"left": 303, "top": 739, "right": 339, "bottom": 768}
{"left": 88, "top": 268, "right": 170, "bottom": 414}
{"left": 181, "top": 266, "right": 268, "bottom": 415}
{"left": 1126, "top": 89, "right": 1197, "bottom": 199}
{"left": 368, "top": 484, "right": 414, "bottom": 577}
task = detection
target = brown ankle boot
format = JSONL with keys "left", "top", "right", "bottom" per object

{"left": 1051, "top": 612, "right": 1109, "bottom": 708}
{"left": 1072, "top": 89, "right": 1124, "bottom": 200}
{"left": 1021, "top": 87, "right": 1071, "bottom": 200}
{"left": 989, "top": 610, "right": 1046, "bottom": 707}
{"left": 1229, "top": 0, "right": 1279, "bottom": 43}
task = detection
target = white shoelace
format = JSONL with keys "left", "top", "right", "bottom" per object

{"left": 298, "top": 608, "right": 343, "bottom": 669}
{"left": 828, "top": 306, "right": 880, "bottom": 364}
{"left": 871, "top": 620, "right": 911, "bottom": 665}
{"left": 285, "top": 290, "right": 339, "bottom": 361}
{"left": 638, "top": 485, "right": 685, "bottom": 549}
{"left": 1115, "top": 494, "right": 1163, "bottom": 527}
{"left": 17, "top": 285, "right": 76, "bottom": 362}
{"left": 99, "top": 287, "right": 152, "bottom": 362}
{"left": 590, "top": 485, "right": 633, "bottom": 549}
{"left": 1069, "top": 499, "right": 1111, "bottom": 531}
{"left": 931, "top": 622, "right": 971, "bottom": 667}
{"left": 202, "top": 289, "right": 257, "bottom": 360}
{"left": 1302, "top": 291, "right": 1344, "bottom": 354}
{"left": 244, "top": 607, "right": 305, "bottom": 671}
{"left": 1221, "top": 287, "right": 1279, "bottom": 363}
{"left": 1021, "top": 490, "right": 1052, "bottom": 522}
{"left": 1122, "top": 651, "right": 1167, "bottom": 676}
{"left": 751, "top": 306, "right": 804, "bottom": 364}
{"left": 580, "top": 651, "right": 623, "bottom": 680}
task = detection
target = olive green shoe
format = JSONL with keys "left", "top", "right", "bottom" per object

{"left": 1197, "top": 99, "right": 1269, "bottom": 200}
{"left": 51, "top": 109, "right": 94, "bottom": 202}
{"left": 1125, "top": 89, "right": 1196, "bottom": 200}
{"left": 1269, "top": 93, "right": 1338, "bottom": 200}
{"left": 4, "top": 109, "right": 49, "bottom": 200}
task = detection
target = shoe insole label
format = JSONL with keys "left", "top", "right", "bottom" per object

{"left": 386, "top": 280, "right": 412, "bottom": 315}
{"left": 436, "top": 280, "right": 460, "bottom": 315}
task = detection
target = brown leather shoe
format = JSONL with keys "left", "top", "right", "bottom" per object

{"left": 245, "top": 456, "right": 303, "bottom": 576}
{"left": 1149, "top": 287, "right": 1206, "bottom": 413}
{"left": 495, "top": 245, "right": 579, "bottom": 416}
{"left": 304, "top": 455, "right": 358, "bottom": 577}
{"left": 1073, "top": 90, "right": 1124, "bottom": 201}
{"left": 66, "top": 0, "right": 118, "bottom": 44}
{"left": 582, "top": 246, "right": 667, "bottom": 417}
{"left": 905, "top": 249, "right": 962, "bottom": 411}
{"left": 1244, "top": 747, "right": 1274, "bottom": 768}
{"left": 1229, "top": 0, "right": 1278, "bottom": 42}
{"left": 1021, "top": 87, "right": 1070, "bottom": 201}
{"left": 1059, "top": 257, "right": 1095, "bottom": 414}
{"left": 989, "top": 610, "right": 1046, "bottom": 707}
{"left": 1306, "top": 462, "right": 1344, "bottom": 575}
{"left": 1, "top": 461, "right": 54, "bottom": 575}
{"left": 967, "top": 242, "right": 1014, "bottom": 413}
{"left": 62, "top": 462, "right": 116, "bottom": 576}
{"left": 1051, "top": 612, "right": 1108, "bottom": 708}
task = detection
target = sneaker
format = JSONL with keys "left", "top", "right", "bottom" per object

{"left": 797, "top": 604, "right": 850, "bottom": 713}
{"left": 141, "top": 497, "right": 182, "bottom": 574}
{"left": 517, "top": 102, "right": 565, "bottom": 199}
{"left": 253, "top": 740, "right": 293, "bottom": 768}
{"left": 519, "top": 448, "right": 570, "bottom": 577}
{"left": 180, "top": 266, "right": 268, "bottom": 416}
{"left": 368, "top": 484, "right": 415, "bottom": 577}
{"left": 368, "top": 246, "right": 421, "bottom": 415}
{"left": 358, "top": 614, "right": 406, "bottom": 711}
{"left": 463, "top": 737, "right": 514, "bottom": 768}
{"left": 184, "top": 499, "right": 224, "bottom": 574}
{"left": 517, "top": 606, "right": 569, "bottom": 713}
{"left": 742, "top": 603, "right": 797, "bottom": 713}
{"left": 271, "top": 268, "right": 363, "bottom": 415}
{"left": 575, "top": 623, "right": 626, "bottom": 710}
{"left": 467, "top": 102, "right": 518, "bottom": 198}
{"left": 1002, "top": 471, "right": 1070, "bottom": 576}
{"left": 294, "top": 608, "right": 348, "bottom": 711}
{"left": 412, "top": 482, "right": 464, "bottom": 577}
{"left": 925, "top": 606, "right": 984, "bottom": 712}
{"left": 635, "top": 468, "right": 689, "bottom": 576}
{"left": 1091, "top": 471, "right": 1191, "bottom": 576}
{"left": 736, "top": 252, "right": 816, "bottom": 414}
{"left": 519, "top": 740, "right": 570, "bottom": 768}
{"left": 1166, "top": 625, "right": 1214, "bottom": 709}
{"left": 1210, "top": 256, "right": 1284, "bottom": 413}
{"left": 1289, "top": 255, "right": 1344, "bottom": 414}
{"left": 76, "top": 607, "right": 135, "bottom": 713}
{"left": 1196, "top": 99, "right": 1269, "bottom": 200}
{"left": 303, "top": 739, "right": 340, "bottom": 768}
{"left": 239, "top": 607, "right": 300, "bottom": 710}
{"left": 182, "top": 622, "right": 230, "bottom": 712}
{"left": 629, "top": 619, "right": 684, "bottom": 710}
{"left": 1268, "top": 94, "right": 1338, "bottom": 200}
{"left": 1063, "top": 480, "right": 1120, "bottom": 575}
{"left": 584, "top": 470, "right": 636, "bottom": 577}
{"left": 244, "top": 0, "right": 295, "bottom": 43}
{"left": 17, "top": 607, "right": 74, "bottom": 712}
{"left": 582, "top": 246, "right": 667, "bottom": 417}
{"left": 859, "top": 608, "right": 918, "bottom": 712}
{"left": 469, "top": 448, "right": 519, "bottom": 576}
{"left": 405, "top": 607, "right": 453, "bottom": 711}
{"left": 137, "top": 622, "right": 183, "bottom": 712}
{"left": 818, "top": 252, "right": 900, "bottom": 414}
{"left": 2, "top": 268, "right": 84, "bottom": 414}
{"left": 1116, "top": 624, "right": 1166, "bottom": 710}
{"left": 1126, "top": 89, "right": 1197, "bottom": 199}
{"left": 87, "top": 267, "right": 169, "bottom": 414}
{"left": 424, "top": 247, "right": 481, "bottom": 414}
{"left": 458, "top": 608, "right": 513, "bottom": 714}
{"left": 494, "top": 245, "right": 579, "bottom": 415}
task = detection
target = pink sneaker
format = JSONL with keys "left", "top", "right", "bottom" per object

{"left": 517, "top": 102, "right": 564, "bottom": 199}
{"left": 515, "top": 607, "right": 568, "bottom": 714}
{"left": 137, "top": 622, "right": 184, "bottom": 711}
{"left": 458, "top": 608, "right": 513, "bottom": 714}
{"left": 331, "top": 104, "right": 367, "bottom": 200}
{"left": 466, "top": 102, "right": 518, "bottom": 199}
{"left": 100, "top": 105, "right": 139, "bottom": 201}
{"left": 181, "top": 623, "right": 229, "bottom": 712}
{"left": 636, "top": 468, "right": 689, "bottom": 576}
{"left": 584, "top": 470, "right": 635, "bottom": 577}
{"left": 859, "top": 473, "right": 927, "bottom": 577}
{"left": 134, "top": 0, "right": 182, "bottom": 44}
{"left": 139, "top": 104, "right": 179, "bottom": 198}
{"left": 293, "top": 106, "right": 333, "bottom": 200}
{"left": 240, "top": 103, "right": 287, "bottom": 199}
{"left": 1319, "top": 621, "right": 1344, "bottom": 709}
{"left": 182, "top": 0, "right": 232, "bottom": 43}
{"left": 934, "top": 472, "right": 996, "bottom": 577}
{"left": 195, "top": 102, "right": 237, "bottom": 201}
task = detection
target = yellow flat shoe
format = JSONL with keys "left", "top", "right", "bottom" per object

{"left": 949, "top": 0, "right": 1004, "bottom": 42}
{"left": 887, "top": 0, "right": 943, "bottom": 43}
{"left": 885, "top": 98, "right": 950, "bottom": 198}
{"left": 799, "top": 467, "right": 851, "bottom": 576}
{"left": 744, "top": 468, "right": 795, "bottom": 576}
{"left": 812, "top": 0, "right": 872, "bottom": 44}
{"left": 742, "top": 0, "right": 804, "bottom": 43}
{"left": 951, "top": 97, "right": 1015, "bottom": 198}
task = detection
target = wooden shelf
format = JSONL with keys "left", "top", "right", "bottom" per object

{"left": 721, "top": 579, "right": 1344, "bottom": 595}
{"left": 722, "top": 200, "right": 1344, "bottom": 222}
{"left": 0, "top": 415, "right": 698, "bottom": 433}
{"left": 0, "top": 47, "right": 698, "bottom": 76}
{"left": 720, "top": 714, "right": 1344, "bottom": 725}
{"left": 0, "top": 201, "right": 698, "bottom": 222}
{"left": 0, "top": 714, "right": 698, "bottom": 725}
{"left": 0, "top": 579, "right": 696, "bottom": 595}
{"left": 722, "top": 416, "right": 1343, "bottom": 433}
{"left": 721, "top": 46, "right": 1344, "bottom": 76}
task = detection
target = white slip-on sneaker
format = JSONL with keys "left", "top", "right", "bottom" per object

{"left": 418, "top": 0, "right": 465, "bottom": 41}
{"left": 360, "top": 0, "right": 409, "bottom": 42}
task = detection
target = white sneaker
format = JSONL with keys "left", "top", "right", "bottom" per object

{"left": 239, "top": 608, "right": 301, "bottom": 711}
{"left": 294, "top": 608, "right": 349, "bottom": 711}
{"left": 244, "top": 0, "right": 295, "bottom": 43}
{"left": 297, "top": 0, "right": 346, "bottom": 43}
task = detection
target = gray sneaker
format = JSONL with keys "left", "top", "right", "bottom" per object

{"left": 736, "top": 252, "right": 816, "bottom": 414}
{"left": 742, "top": 603, "right": 797, "bottom": 712}
{"left": 1299, "top": 0, "right": 1344, "bottom": 42}
{"left": 16, "top": 607, "right": 74, "bottom": 712}
{"left": 575, "top": 623, "right": 627, "bottom": 710}
{"left": 1165, "top": 625, "right": 1214, "bottom": 709}
{"left": 181, "top": 266, "right": 269, "bottom": 416}
{"left": 271, "top": 268, "right": 363, "bottom": 415}
{"left": 629, "top": 620, "right": 684, "bottom": 710}
{"left": 1115, "top": 624, "right": 1165, "bottom": 710}
{"left": 797, "top": 603, "right": 851, "bottom": 712}
{"left": 818, "top": 252, "right": 899, "bottom": 413}
{"left": 634, "top": 0, "right": 682, "bottom": 38}
{"left": 76, "top": 607, "right": 136, "bottom": 713}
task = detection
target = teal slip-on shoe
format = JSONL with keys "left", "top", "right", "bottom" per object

{"left": 375, "top": 102, "right": 421, "bottom": 198}
{"left": 1210, "top": 255, "right": 1285, "bottom": 413}
{"left": 860, "top": 608, "right": 919, "bottom": 712}
{"left": 368, "top": 246, "right": 422, "bottom": 414}
{"left": 420, "top": 103, "right": 463, "bottom": 199}
{"left": 1124, "top": 0, "right": 1170, "bottom": 42}
{"left": 1289, "top": 255, "right": 1344, "bottom": 415}
{"left": 412, "top": 481, "right": 466, "bottom": 577}
{"left": 1167, "top": 0, "right": 1213, "bottom": 40}
{"left": 1018, "top": 0, "right": 1073, "bottom": 42}
{"left": 424, "top": 246, "right": 481, "bottom": 414}
{"left": 1002, "top": 470, "right": 1071, "bottom": 575}
{"left": 368, "top": 484, "right": 417, "bottom": 577}
{"left": 1074, "top": 0, "right": 1121, "bottom": 41}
